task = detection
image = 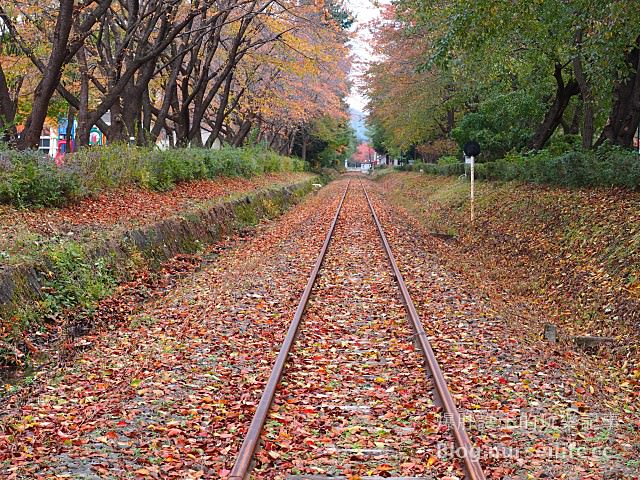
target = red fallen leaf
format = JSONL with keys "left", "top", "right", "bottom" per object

{"left": 22, "top": 335, "right": 39, "bottom": 354}
{"left": 57, "top": 430, "right": 73, "bottom": 440}
{"left": 498, "top": 377, "right": 507, "bottom": 384}
{"left": 575, "top": 387, "right": 586, "bottom": 394}
{"left": 167, "top": 428, "right": 182, "bottom": 437}
{"left": 375, "top": 464, "right": 393, "bottom": 472}
{"left": 105, "top": 431, "right": 118, "bottom": 439}
{"left": 219, "top": 469, "right": 231, "bottom": 478}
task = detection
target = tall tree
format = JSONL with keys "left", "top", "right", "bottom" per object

{"left": 388, "top": 0, "right": 640, "bottom": 151}
{"left": 597, "top": 35, "right": 640, "bottom": 148}
{"left": 0, "top": 0, "right": 110, "bottom": 149}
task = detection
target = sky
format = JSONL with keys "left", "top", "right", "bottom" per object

{"left": 346, "top": 0, "right": 382, "bottom": 113}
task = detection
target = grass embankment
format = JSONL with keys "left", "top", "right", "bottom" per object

{"left": 0, "top": 145, "right": 314, "bottom": 369}
{"left": 381, "top": 171, "right": 639, "bottom": 392}
{"left": 0, "top": 144, "right": 305, "bottom": 208}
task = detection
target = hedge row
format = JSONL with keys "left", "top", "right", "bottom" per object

{"left": 0, "top": 145, "right": 305, "bottom": 208}
{"left": 402, "top": 146, "right": 640, "bottom": 189}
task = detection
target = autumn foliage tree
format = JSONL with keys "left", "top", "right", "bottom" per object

{"left": 364, "top": 4, "right": 457, "bottom": 158}
{"left": 0, "top": 0, "right": 353, "bottom": 157}
{"left": 366, "top": 0, "right": 640, "bottom": 159}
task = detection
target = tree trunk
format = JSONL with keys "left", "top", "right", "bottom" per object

{"left": 167, "top": 127, "right": 175, "bottom": 148}
{"left": 76, "top": 47, "right": 91, "bottom": 148}
{"left": 142, "top": 88, "right": 152, "bottom": 146}
{"left": 287, "top": 128, "right": 296, "bottom": 155}
{"left": 122, "top": 87, "right": 143, "bottom": 144}
{"left": 301, "top": 133, "right": 308, "bottom": 162}
{"left": 204, "top": 130, "right": 217, "bottom": 148}
{"left": 528, "top": 63, "right": 580, "bottom": 150}
{"left": 108, "top": 101, "right": 126, "bottom": 143}
{"left": 446, "top": 108, "right": 455, "bottom": 134}
{"left": 0, "top": 65, "right": 17, "bottom": 143}
{"left": 191, "top": 131, "right": 204, "bottom": 148}
{"left": 17, "top": 0, "right": 75, "bottom": 149}
{"left": 150, "top": 57, "right": 181, "bottom": 143}
{"left": 123, "top": 95, "right": 143, "bottom": 144}
{"left": 277, "top": 131, "right": 288, "bottom": 155}
{"left": 122, "top": 62, "right": 155, "bottom": 145}
{"left": 231, "top": 119, "right": 253, "bottom": 147}
{"left": 65, "top": 107, "right": 76, "bottom": 152}
{"left": 596, "top": 35, "right": 640, "bottom": 148}
{"left": 208, "top": 74, "right": 234, "bottom": 143}
{"left": 562, "top": 102, "right": 582, "bottom": 135}
{"left": 573, "top": 30, "right": 594, "bottom": 149}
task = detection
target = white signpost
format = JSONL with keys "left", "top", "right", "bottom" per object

{"left": 463, "top": 141, "right": 480, "bottom": 225}
{"left": 467, "top": 155, "right": 475, "bottom": 223}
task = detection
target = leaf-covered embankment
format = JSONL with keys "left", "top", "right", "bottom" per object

{"left": 379, "top": 172, "right": 639, "bottom": 400}
{"left": 0, "top": 173, "right": 316, "bottom": 369}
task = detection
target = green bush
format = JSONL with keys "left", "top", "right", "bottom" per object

{"left": 0, "top": 152, "right": 80, "bottom": 207}
{"left": 402, "top": 161, "right": 466, "bottom": 177}
{"left": 70, "top": 144, "right": 150, "bottom": 194}
{"left": 405, "top": 145, "right": 640, "bottom": 189}
{"left": 41, "top": 242, "right": 116, "bottom": 318}
{"left": 438, "top": 155, "right": 459, "bottom": 166}
{"left": 0, "top": 145, "right": 305, "bottom": 208}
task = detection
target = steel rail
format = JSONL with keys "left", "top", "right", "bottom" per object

{"left": 228, "top": 180, "right": 351, "bottom": 480}
{"left": 361, "top": 181, "right": 486, "bottom": 480}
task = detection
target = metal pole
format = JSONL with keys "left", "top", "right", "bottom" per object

{"left": 470, "top": 155, "right": 475, "bottom": 223}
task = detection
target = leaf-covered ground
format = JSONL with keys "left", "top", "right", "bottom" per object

{"left": 0, "top": 178, "right": 344, "bottom": 478}
{"left": 1, "top": 176, "right": 638, "bottom": 479}
{"left": 373, "top": 173, "right": 640, "bottom": 478}
{"left": 0, "top": 172, "right": 311, "bottom": 263}
{"left": 377, "top": 172, "right": 640, "bottom": 416}
{"left": 378, "top": 172, "right": 640, "bottom": 341}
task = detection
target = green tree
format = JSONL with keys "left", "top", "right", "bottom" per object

{"left": 293, "top": 115, "right": 355, "bottom": 169}
{"left": 393, "top": 0, "right": 640, "bottom": 149}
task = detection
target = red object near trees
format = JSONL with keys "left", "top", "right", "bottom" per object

{"left": 352, "top": 143, "right": 376, "bottom": 164}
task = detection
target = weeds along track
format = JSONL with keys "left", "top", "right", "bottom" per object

{"left": 229, "top": 178, "right": 485, "bottom": 480}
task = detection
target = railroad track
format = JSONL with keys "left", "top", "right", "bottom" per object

{"left": 228, "top": 179, "right": 485, "bottom": 480}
